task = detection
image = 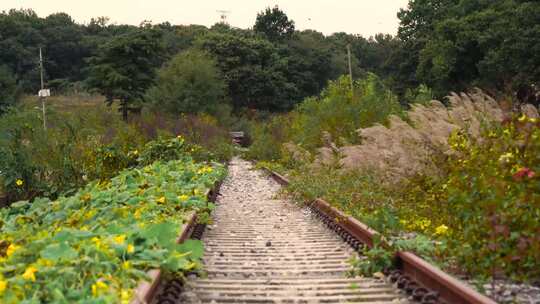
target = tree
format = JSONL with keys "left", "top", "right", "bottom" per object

{"left": 41, "top": 13, "right": 86, "bottom": 82}
{"left": 146, "top": 49, "right": 225, "bottom": 114}
{"left": 0, "top": 65, "right": 19, "bottom": 113}
{"left": 197, "top": 32, "right": 298, "bottom": 111}
{"left": 85, "top": 28, "right": 164, "bottom": 121}
{"left": 398, "top": 0, "right": 540, "bottom": 97}
{"left": 254, "top": 6, "right": 295, "bottom": 42}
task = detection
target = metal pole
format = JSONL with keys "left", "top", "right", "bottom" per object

{"left": 39, "top": 47, "right": 47, "bottom": 131}
{"left": 347, "top": 43, "right": 354, "bottom": 98}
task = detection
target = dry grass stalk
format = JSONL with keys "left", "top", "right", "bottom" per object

{"left": 316, "top": 90, "right": 514, "bottom": 182}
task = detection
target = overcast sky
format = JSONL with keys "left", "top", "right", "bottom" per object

{"left": 2, "top": 1, "right": 410, "bottom": 37}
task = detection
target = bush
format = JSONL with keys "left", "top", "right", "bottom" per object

{"left": 0, "top": 159, "right": 226, "bottom": 303}
{"left": 246, "top": 73, "right": 403, "bottom": 162}
{"left": 146, "top": 49, "right": 225, "bottom": 115}
{"left": 0, "top": 98, "right": 234, "bottom": 204}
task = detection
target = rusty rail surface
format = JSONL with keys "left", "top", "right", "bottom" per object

{"left": 130, "top": 181, "right": 222, "bottom": 304}
{"left": 264, "top": 167, "right": 495, "bottom": 304}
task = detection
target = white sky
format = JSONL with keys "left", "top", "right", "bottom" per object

{"left": 1, "top": 1, "right": 409, "bottom": 37}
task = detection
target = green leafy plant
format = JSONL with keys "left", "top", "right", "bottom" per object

{"left": 0, "top": 158, "right": 226, "bottom": 303}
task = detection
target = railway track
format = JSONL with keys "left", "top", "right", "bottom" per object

{"left": 153, "top": 158, "right": 408, "bottom": 303}
{"left": 150, "top": 157, "right": 495, "bottom": 304}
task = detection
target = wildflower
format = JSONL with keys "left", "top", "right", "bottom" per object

{"left": 513, "top": 167, "right": 536, "bottom": 181}
{"left": 122, "top": 261, "right": 131, "bottom": 270}
{"left": 81, "top": 193, "right": 92, "bottom": 202}
{"left": 6, "top": 244, "right": 19, "bottom": 257}
{"left": 15, "top": 179, "right": 23, "bottom": 187}
{"left": 498, "top": 152, "right": 514, "bottom": 163}
{"left": 113, "top": 235, "right": 126, "bottom": 245}
{"left": 91, "top": 280, "right": 108, "bottom": 297}
{"left": 132, "top": 150, "right": 139, "bottom": 155}
{"left": 530, "top": 117, "right": 538, "bottom": 123}
{"left": 127, "top": 244, "right": 135, "bottom": 254}
{"left": 193, "top": 189, "right": 200, "bottom": 195}
{"left": 178, "top": 194, "right": 189, "bottom": 202}
{"left": 38, "top": 258, "right": 53, "bottom": 267}
{"left": 22, "top": 266, "right": 38, "bottom": 281}
{"left": 156, "top": 196, "right": 166, "bottom": 204}
{"left": 0, "top": 279, "right": 6, "bottom": 295}
{"left": 435, "top": 225, "right": 449, "bottom": 235}
{"left": 518, "top": 114, "right": 528, "bottom": 122}
{"left": 120, "top": 289, "right": 131, "bottom": 304}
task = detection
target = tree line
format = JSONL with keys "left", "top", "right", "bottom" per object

{"left": 1, "top": 1, "right": 538, "bottom": 117}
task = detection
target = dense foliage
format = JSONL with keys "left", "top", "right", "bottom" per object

{"left": 254, "top": 6, "right": 295, "bottom": 42}
{"left": 85, "top": 27, "right": 165, "bottom": 120}
{"left": 0, "top": 98, "right": 233, "bottom": 204}
{"left": 146, "top": 50, "right": 225, "bottom": 114}
{"left": 0, "top": 66, "right": 19, "bottom": 113}
{"left": 1, "top": 2, "right": 538, "bottom": 115}
{"left": 0, "top": 158, "right": 225, "bottom": 303}
{"left": 398, "top": 0, "right": 540, "bottom": 98}
{"left": 247, "top": 74, "right": 403, "bottom": 160}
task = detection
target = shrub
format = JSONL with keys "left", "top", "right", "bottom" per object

{"left": 245, "top": 73, "right": 403, "bottom": 162}
{"left": 289, "top": 73, "right": 403, "bottom": 151}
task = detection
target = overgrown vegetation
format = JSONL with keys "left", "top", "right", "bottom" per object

{"left": 254, "top": 86, "right": 540, "bottom": 282}
{"left": 246, "top": 74, "right": 403, "bottom": 160}
{"left": 0, "top": 157, "right": 225, "bottom": 303}
{"left": 0, "top": 98, "right": 233, "bottom": 204}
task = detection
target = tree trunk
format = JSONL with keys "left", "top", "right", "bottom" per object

{"left": 121, "top": 100, "right": 128, "bottom": 122}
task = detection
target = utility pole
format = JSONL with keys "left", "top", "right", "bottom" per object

{"left": 346, "top": 43, "right": 354, "bottom": 98}
{"left": 39, "top": 47, "right": 47, "bottom": 131}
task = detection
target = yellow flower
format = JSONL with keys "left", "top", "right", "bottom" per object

{"left": 15, "top": 179, "right": 23, "bottom": 187}
{"left": 518, "top": 114, "right": 528, "bottom": 122}
{"left": 91, "top": 280, "right": 108, "bottom": 297}
{"left": 156, "top": 196, "right": 166, "bottom": 204}
{"left": 36, "top": 258, "right": 53, "bottom": 267}
{"left": 530, "top": 117, "right": 538, "bottom": 123}
{"left": 178, "top": 194, "right": 189, "bottom": 202}
{"left": 435, "top": 224, "right": 449, "bottom": 235}
{"left": 498, "top": 152, "right": 514, "bottom": 163}
{"left": 193, "top": 189, "right": 200, "bottom": 195}
{"left": 122, "top": 261, "right": 131, "bottom": 270}
{"left": 113, "top": 235, "right": 126, "bottom": 245}
{"left": 0, "top": 279, "right": 6, "bottom": 295}
{"left": 22, "top": 266, "right": 38, "bottom": 281}
{"left": 6, "top": 244, "right": 19, "bottom": 257}
{"left": 127, "top": 244, "right": 135, "bottom": 254}
{"left": 120, "top": 289, "right": 131, "bottom": 304}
